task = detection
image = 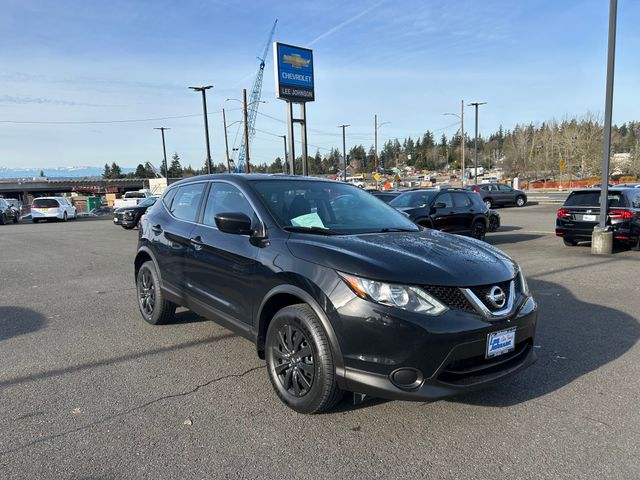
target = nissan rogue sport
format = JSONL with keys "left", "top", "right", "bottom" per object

{"left": 134, "top": 175, "right": 537, "bottom": 413}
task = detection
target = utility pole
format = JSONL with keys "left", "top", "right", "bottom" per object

{"left": 243, "top": 88, "right": 251, "bottom": 173}
{"left": 339, "top": 124, "right": 350, "bottom": 182}
{"left": 188, "top": 85, "right": 213, "bottom": 174}
{"left": 222, "top": 108, "right": 231, "bottom": 173}
{"left": 374, "top": 114, "right": 378, "bottom": 171}
{"left": 154, "top": 127, "right": 170, "bottom": 178}
{"left": 461, "top": 100, "right": 465, "bottom": 185}
{"left": 469, "top": 102, "right": 487, "bottom": 185}
{"left": 279, "top": 135, "right": 288, "bottom": 174}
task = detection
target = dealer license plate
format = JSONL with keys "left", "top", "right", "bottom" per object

{"left": 487, "top": 328, "right": 516, "bottom": 358}
{"left": 582, "top": 214, "right": 597, "bottom": 221}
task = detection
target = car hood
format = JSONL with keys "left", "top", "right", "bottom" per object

{"left": 286, "top": 230, "right": 517, "bottom": 286}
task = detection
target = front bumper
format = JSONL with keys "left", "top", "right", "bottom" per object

{"left": 332, "top": 286, "right": 538, "bottom": 402}
{"left": 113, "top": 212, "right": 136, "bottom": 227}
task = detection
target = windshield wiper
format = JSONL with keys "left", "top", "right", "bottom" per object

{"left": 378, "top": 227, "right": 419, "bottom": 233}
{"left": 283, "top": 226, "right": 342, "bottom": 235}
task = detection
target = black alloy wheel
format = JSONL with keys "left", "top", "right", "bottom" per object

{"left": 136, "top": 261, "right": 176, "bottom": 325}
{"left": 471, "top": 220, "right": 487, "bottom": 241}
{"left": 489, "top": 215, "right": 499, "bottom": 232}
{"left": 265, "top": 304, "right": 343, "bottom": 414}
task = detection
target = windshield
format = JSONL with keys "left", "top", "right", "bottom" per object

{"left": 250, "top": 180, "right": 419, "bottom": 234}
{"left": 138, "top": 197, "right": 157, "bottom": 207}
{"left": 565, "top": 190, "right": 627, "bottom": 208}
{"left": 389, "top": 191, "right": 438, "bottom": 208}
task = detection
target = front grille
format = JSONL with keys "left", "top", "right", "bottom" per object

{"left": 469, "top": 280, "right": 511, "bottom": 312}
{"left": 423, "top": 285, "right": 475, "bottom": 312}
{"left": 438, "top": 340, "right": 532, "bottom": 385}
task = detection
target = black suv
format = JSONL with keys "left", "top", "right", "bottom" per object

{"left": 389, "top": 188, "right": 489, "bottom": 240}
{"left": 113, "top": 196, "right": 158, "bottom": 229}
{"left": 465, "top": 184, "right": 527, "bottom": 209}
{"left": 556, "top": 188, "right": 640, "bottom": 249}
{"left": 135, "top": 175, "right": 537, "bottom": 413}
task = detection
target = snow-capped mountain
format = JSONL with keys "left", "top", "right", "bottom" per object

{"left": 0, "top": 166, "right": 135, "bottom": 179}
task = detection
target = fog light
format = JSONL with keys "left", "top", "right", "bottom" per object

{"left": 390, "top": 368, "right": 423, "bottom": 390}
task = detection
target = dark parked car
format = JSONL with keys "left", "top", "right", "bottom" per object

{"left": 465, "top": 184, "right": 527, "bottom": 209}
{"left": 135, "top": 175, "right": 537, "bottom": 413}
{"left": 369, "top": 190, "right": 403, "bottom": 203}
{"left": 0, "top": 198, "right": 20, "bottom": 224}
{"left": 113, "top": 196, "right": 158, "bottom": 229}
{"left": 389, "top": 188, "right": 489, "bottom": 240}
{"left": 556, "top": 188, "right": 640, "bottom": 249}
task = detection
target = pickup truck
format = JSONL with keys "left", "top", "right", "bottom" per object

{"left": 113, "top": 190, "right": 152, "bottom": 209}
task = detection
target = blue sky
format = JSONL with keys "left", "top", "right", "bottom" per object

{"left": 0, "top": 0, "right": 638, "bottom": 169}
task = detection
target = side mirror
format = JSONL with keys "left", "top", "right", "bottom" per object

{"left": 215, "top": 212, "right": 253, "bottom": 235}
{"left": 434, "top": 202, "right": 446, "bottom": 209}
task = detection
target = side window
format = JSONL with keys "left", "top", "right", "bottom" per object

{"left": 633, "top": 193, "right": 640, "bottom": 209}
{"left": 498, "top": 185, "right": 512, "bottom": 192}
{"left": 170, "top": 183, "right": 205, "bottom": 222}
{"left": 202, "top": 183, "right": 254, "bottom": 227}
{"left": 435, "top": 193, "right": 454, "bottom": 208}
{"left": 162, "top": 188, "right": 177, "bottom": 209}
{"left": 453, "top": 192, "right": 472, "bottom": 207}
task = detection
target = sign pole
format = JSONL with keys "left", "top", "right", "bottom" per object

{"left": 300, "top": 103, "right": 309, "bottom": 176}
{"left": 287, "top": 101, "right": 296, "bottom": 175}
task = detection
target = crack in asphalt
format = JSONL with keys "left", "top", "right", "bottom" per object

{"left": 0, "top": 364, "right": 265, "bottom": 457}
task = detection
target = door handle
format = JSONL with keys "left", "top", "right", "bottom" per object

{"left": 190, "top": 236, "right": 204, "bottom": 250}
{"left": 151, "top": 224, "right": 163, "bottom": 234}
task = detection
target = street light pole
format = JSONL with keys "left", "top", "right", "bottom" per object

{"left": 242, "top": 88, "right": 251, "bottom": 173}
{"left": 339, "top": 124, "right": 350, "bottom": 182}
{"left": 469, "top": 102, "right": 487, "bottom": 185}
{"left": 279, "top": 135, "right": 288, "bottom": 174}
{"left": 222, "top": 108, "right": 231, "bottom": 173}
{"left": 461, "top": 99, "right": 465, "bottom": 184}
{"left": 374, "top": 114, "right": 378, "bottom": 171}
{"left": 153, "top": 127, "right": 170, "bottom": 178}
{"left": 189, "top": 85, "right": 213, "bottom": 174}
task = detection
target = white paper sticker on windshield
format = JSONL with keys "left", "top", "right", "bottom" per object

{"left": 290, "top": 212, "right": 326, "bottom": 229}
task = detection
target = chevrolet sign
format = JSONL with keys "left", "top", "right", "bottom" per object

{"left": 274, "top": 42, "right": 314, "bottom": 102}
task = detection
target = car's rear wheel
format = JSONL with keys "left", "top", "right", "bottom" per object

{"left": 515, "top": 196, "right": 526, "bottom": 207}
{"left": 484, "top": 199, "right": 492, "bottom": 209}
{"left": 136, "top": 261, "right": 176, "bottom": 325}
{"left": 563, "top": 238, "right": 578, "bottom": 246}
{"left": 62, "top": 212, "right": 68, "bottom": 222}
{"left": 471, "top": 220, "right": 487, "bottom": 241}
{"left": 631, "top": 237, "right": 640, "bottom": 251}
{"left": 265, "top": 304, "right": 343, "bottom": 414}
{"left": 0, "top": 213, "right": 6, "bottom": 225}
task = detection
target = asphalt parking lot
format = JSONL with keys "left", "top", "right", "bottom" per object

{"left": 1, "top": 204, "right": 638, "bottom": 479}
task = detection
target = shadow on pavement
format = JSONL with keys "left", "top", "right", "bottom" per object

{"left": 453, "top": 278, "right": 640, "bottom": 407}
{"left": 166, "top": 309, "right": 210, "bottom": 325}
{"left": 495, "top": 226, "right": 523, "bottom": 232}
{"left": 487, "top": 233, "right": 544, "bottom": 245}
{"left": 0, "top": 307, "right": 47, "bottom": 342}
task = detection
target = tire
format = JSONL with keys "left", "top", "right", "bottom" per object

{"left": 62, "top": 212, "right": 68, "bottom": 222}
{"left": 488, "top": 215, "right": 499, "bottom": 232}
{"left": 563, "top": 238, "right": 578, "bottom": 247}
{"left": 471, "top": 220, "right": 487, "bottom": 241}
{"left": 0, "top": 213, "right": 6, "bottom": 225}
{"left": 632, "top": 238, "right": 640, "bottom": 251}
{"left": 136, "top": 261, "right": 176, "bottom": 325}
{"left": 484, "top": 199, "right": 492, "bottom": 209}
{"left": 265, "top": 304, "right": 343, "bottom": 414}
{"left": 13, "top": 215, "right": 19, "bottom": 224}
{"left": 122, "top": 224, "right": 135, "bottom": 230}
{"left": 515, "top": 196, "right": 526, "bottom": 207}
{"left": 33, "top": 218, "right": 39, "bottom": 224}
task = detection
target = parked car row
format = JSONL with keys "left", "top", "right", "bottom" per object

{"left": 0, "top": 198, "right": 21, "bottom": 225}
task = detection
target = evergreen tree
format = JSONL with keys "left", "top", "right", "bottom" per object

{"left": 134, "top": 164, "right": 147, "bottom": 178}
{"left": 168, "top": 153, "right": 183, "bottom": 178}
{"left": 39, "top": 169, "right": 45, "bottom": 177}
{"left": 102, "top": 163, "right": 112, "bottom": 179}
{"left": 110, "top": 162, "right": 122, "bottom": 178}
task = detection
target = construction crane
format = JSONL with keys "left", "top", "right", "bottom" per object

{"left": 236, "top": 19, "right": 277, "bottom": 172}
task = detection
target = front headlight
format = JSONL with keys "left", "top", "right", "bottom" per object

{"left": 518, "top": 267, "right": 531, "bottom": 296}
{"left": 339, "top": 272, "right": 448, "bottom": 315}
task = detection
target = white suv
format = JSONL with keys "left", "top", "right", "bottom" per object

{"left": 31, "top": 197, "right": 78, "bottom": 223}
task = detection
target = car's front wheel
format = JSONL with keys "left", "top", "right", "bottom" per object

{"left": 484, "top": 199, "right": 492, "bottom": 209}
{"left": 136, "top": 261, "right": 176, "bottom": 325}
{"left": 471, "top": 220, "right": 487, "bottom": 241}
{"left": 0, "top": 213, "right": 6, "bottom": 225}
{"left": 265, "top": 304, "right": 343, "bottom": 414}
{"left": 515, "top": 196, "right": 526, "bottom": 207}
{"left": 488, "top": 215, "right": 499, "bottom": 232}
